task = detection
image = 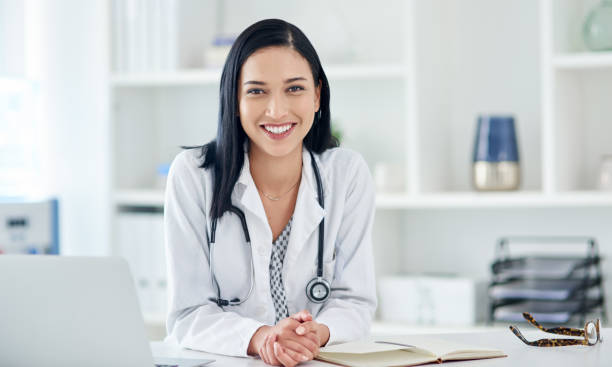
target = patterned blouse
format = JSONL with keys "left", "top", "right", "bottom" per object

{"left": 269, "top": 216, "right": 293, "bottom": 324}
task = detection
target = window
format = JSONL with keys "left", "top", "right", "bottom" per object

{"left": 0, "top": 78, "right": 42, "bottom": 195}
{"left": 0, "top": 1, "right": 43, "bottom": 196}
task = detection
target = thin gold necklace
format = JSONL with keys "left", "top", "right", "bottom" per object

{"left": 259, "top": 177, "right": 300, "bottom": 201}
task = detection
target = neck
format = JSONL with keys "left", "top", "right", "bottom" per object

{"left": 249, "top": 143, "right": 303, "bottom": 195}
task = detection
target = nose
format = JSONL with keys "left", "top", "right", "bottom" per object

{"left": 265, "top": 93, "right": 289, "bottom": 121}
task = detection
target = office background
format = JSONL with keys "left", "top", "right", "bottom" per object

{"left": 2, "top": 0, "right": 612, "bottom": 339}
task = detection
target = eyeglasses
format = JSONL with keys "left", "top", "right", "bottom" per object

{"left": 509, "top": 312, "right": 603, "bottom": 346}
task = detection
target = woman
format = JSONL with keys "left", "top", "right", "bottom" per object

{"left": 164, "top": 19, "right": 377, "bottom": 366}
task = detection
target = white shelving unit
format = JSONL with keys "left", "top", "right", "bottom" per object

{"left": 553, "top": 52, "right": 612, "bottom": 69}
{"left": 111, "top": 64, "right": 407, "bottom": 87}
{"left": 111, "top": 69, "right": 222, "bottom": 87}
{"left": 542, "top": 0, "right": 612, "bottom": 195}
{"left": 115, "top": 189, "right": 612, "bottom": 210}
{"left": 110, "top": 0, "right": 612, "bottom": 206}
{"left": 114, "top": 189, "right": 165, "bottom": 207}
{"left": 108, "top": 0, "right": 612, "bottom": 335}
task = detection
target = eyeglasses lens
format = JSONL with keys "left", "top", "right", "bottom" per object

{"left": 586, "top": 321, "right": 598, "bottom": 345}
{"left": 596, "top": 319, "right": 602, "bottom": 343}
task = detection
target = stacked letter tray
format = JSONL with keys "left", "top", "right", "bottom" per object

{"left": 488, "top": 236, "right": 606, "bottom": 326}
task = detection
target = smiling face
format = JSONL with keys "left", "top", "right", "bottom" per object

{"left": 238, "top": 46, "right": 321, "bottom": 158}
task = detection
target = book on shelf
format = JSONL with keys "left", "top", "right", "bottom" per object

{"left": 112, "top": 0, "right": 178, "bottom": 72}
{"left": 317, "top": 335, "right": 506, "bottom": 367}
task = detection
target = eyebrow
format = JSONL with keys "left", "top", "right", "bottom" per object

{"left": 243, "top": 76, "right": 308, "bottom": 85}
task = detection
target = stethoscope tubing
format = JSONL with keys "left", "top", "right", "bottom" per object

{"left": 209, "top": 235, "right": 255, "bottom": 307}
{"left": 310, "top": 149, "right": 325, "bottom": 279}
{"left": 207, "top": 150, "right": 330, "bottom": 306}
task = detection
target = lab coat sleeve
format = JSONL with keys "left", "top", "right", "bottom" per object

{"left": 315, "top": 154, "right": 377, "bottom": 345}
{"left": 164, "top": 151, "right": 264, "bottom": 357}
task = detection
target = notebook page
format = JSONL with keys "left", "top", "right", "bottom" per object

{"left": 317, "top": 349, "right": 437, "bottom": 367}
{"left": 321, "top": 340, "right": 411, "bottom": 354}
{"left": 442, "top": 350, "right": 507, "bottom": 361}
{"left": 378, "top": 335, "right": 501, "bottom": 358}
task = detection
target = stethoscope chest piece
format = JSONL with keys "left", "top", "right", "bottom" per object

{"left": 306, "top": 277, "right": 331, "bottom": 303}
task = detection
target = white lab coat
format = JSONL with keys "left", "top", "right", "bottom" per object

{"left": 164, "top": 145, "right": 377, "bottom": 357}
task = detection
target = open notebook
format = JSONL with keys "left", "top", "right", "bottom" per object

{"left": 317, "top": 335, "right": 506, "bottom": 367}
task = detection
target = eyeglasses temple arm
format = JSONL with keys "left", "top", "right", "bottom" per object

{"left": 510, "top": 326, "right": 588, "bottom": 347}
{"left": 522, "top": 312, "right": 586, "bottom": 337}
{"left": 510, "top": 325, "right": 534, "bottom": 345}
{"left": 522, "top": 312, "right": 544, "bottom": 330}
{"left": 541, "top": 327, "right": 585, "bottom": 337}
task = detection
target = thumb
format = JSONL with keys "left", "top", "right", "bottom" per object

{"left": 295, "top": 321, "right": 318, "bottom": 336}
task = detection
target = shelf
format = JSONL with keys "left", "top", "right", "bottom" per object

{"left": 115, "top": 189, "right": 165, "bottom": 207}
{"left": 325, "top": 64, "right": 407, "bottom": 80}
{"left": 110, "top": 64, "right": 407, "bottom": 87}
{"left": 111, "top": 69, "right": 222, "bottom": 87}
{"left": 375, "top": 191, "right": 612, "bottom": 209}
{"left": 553, "top": 52, "right": 612, "bottom": 70}
{"left": 114, "top": 189, "right": 612, "bottom": 209}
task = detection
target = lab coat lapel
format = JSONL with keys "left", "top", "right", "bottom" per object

{"left": 234, "top": 149, "right": 270, "bottom": 238}
{"left": 233, "top": 146, "right": 327, "bottom": 268}
{"left": 284, "top": 149, "right": 326, "bottom": 273}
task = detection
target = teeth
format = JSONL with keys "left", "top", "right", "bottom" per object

{"left": 264, "top": 124, "right": 292, "bottom": 134}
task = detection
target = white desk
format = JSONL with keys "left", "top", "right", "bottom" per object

{"left": 152, "top": 329, "right": 611, "bottom": 366}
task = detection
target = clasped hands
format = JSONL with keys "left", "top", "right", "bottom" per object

{"left": 248, "top": 310, "right": 330, "bottom": 367}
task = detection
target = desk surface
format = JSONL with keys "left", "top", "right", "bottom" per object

{"left": 152, "top": 329, "right": 611, "bottom": 366}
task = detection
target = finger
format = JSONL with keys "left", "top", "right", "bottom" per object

{"left": 301, "top": 336, "right": 320, "bottom": 356}
{"left": 303, "top": 330, "right": 321, "bottom": 349}
{"left": 286, "top": 334, "right": 318, "bottom": 355}
{"left": 259, "top": 336, "right": 271, "bottom": 364}
{"left": 290, "top": 309, "right": 312, "bottom": 322}
{"left": 266, "top": 334, "right": 281, "bottom": 365}
{"left": 277, "top": 317, "right": 300, "bottom": 331}
{"left": 281, "top": 339, "right": 314, "bottom": 360}
{"left": 259, "top": 345, "right": 269, "bottom": 364}
{"left": 261, "top": 335, "right": 278, "bottom": 366}
{"left": 274, "top": 342, "right": 301, "bottom": 367}
{"left": 292, "top": 309, "right": 312, "bottom": 320}
{"left": 295, "top": 320, "right": 317, "bottom": 336}
{"left": 295, "top": 336, "right": 319, "bottom": 353}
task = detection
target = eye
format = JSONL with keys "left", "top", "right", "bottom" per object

{"left": 246, "top": 88, "right": 264, "bottom": 95}
{"left": 288, "top": 85, "right": 305, "bottom": 93}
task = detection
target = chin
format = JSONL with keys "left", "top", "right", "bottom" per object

{"left": 253, "top": 139, "right": 302, "bottom": 159}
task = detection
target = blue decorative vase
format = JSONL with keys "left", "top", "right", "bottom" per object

{"left": 472, "top": 115, "right": 520, "bottom": 191}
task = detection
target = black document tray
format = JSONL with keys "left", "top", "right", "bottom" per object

{"left": 487, "top": 236, "right": 607, "bottom": 326}
{"left": 493, "top": 298, "right": 603, "bottom": 324}
{"left": 491, "top": 256, "right": 599, "bottom": 281}
{"left": 489, "top": 277, "right": 601, "bottom": 301}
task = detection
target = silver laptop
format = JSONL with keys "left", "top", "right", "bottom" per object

{"left": 0, "top": 255, "right": 213, "bottom": 367}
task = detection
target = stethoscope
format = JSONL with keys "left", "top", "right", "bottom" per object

{"left": 207, "top": 150, "right": 334, "bottom": 307}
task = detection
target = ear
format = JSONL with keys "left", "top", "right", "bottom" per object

{"left": 314, "top": 79, "right": 322, "bottom": 112}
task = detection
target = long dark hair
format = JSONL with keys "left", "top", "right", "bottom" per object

{"left": 186, "top": 19, "right": 337, "bottom": 222}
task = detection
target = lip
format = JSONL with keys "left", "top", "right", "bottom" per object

{"left": 260, "top": 123, "right": 297, "bottom": 140}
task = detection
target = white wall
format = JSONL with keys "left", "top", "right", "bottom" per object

{"left": 29, "top": 0, "right": 111, "bottom": 255}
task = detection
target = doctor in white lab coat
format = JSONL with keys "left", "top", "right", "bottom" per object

{"left": 164, "top": 19, "right": 377, "bottom": 367}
